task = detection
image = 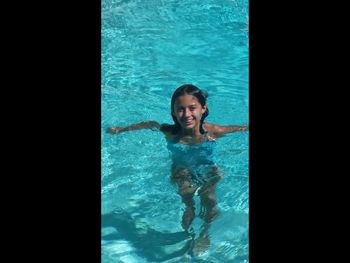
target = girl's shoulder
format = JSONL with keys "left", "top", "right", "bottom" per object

{"left": 203, "top": 122, "right": 224, "bottom": 139}
{"left": 160, "top": 124, "right": 177, "bottom": 140}
{"left": 203, "top": 122, "right": 219, "bottom": 133}
{"left": 160, "top": 123, "right": 175, "bottom": 133}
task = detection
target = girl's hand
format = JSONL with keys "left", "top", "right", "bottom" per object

{"left": 106, "top": 127, "right": 123, "bottom": 134}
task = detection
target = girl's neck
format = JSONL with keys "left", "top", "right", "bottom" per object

{"left": 180, "top": 127, "right": 202, "bottom": 137}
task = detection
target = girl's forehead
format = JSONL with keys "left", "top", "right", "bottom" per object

{"left": 174, "top": 95, "right": 200, "bottom": 105}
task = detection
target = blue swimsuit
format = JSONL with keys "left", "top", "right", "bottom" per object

{"left": 167, "top": 133, "right": 221, "bottom": 187}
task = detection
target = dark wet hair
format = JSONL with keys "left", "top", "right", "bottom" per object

{"left": 171, "top": 84, "right": 209, "bottom": 134}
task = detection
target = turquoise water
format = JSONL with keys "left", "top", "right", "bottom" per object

{"left": 102, "top": 0, "right": 248, "bottom": 262}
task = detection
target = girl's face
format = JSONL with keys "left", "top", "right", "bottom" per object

{"left": 173, "top": 94, "right": 207, "bottom": 131}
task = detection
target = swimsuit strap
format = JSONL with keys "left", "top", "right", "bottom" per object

{"left": 202, "top": 123, "right": 216, "bottom": 142}
{"left": 202, "top": 124, "right": 209, "bottom": 139}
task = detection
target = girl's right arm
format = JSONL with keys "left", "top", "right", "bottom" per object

{"left": 107, "top": 121, "right": 163, "bottom": 134}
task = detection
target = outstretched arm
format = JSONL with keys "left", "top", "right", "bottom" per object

{"left": 107, "top": 121, "right": 161, "bottom": 134}
{"left": 204, "top": 123, "right": 248, "bottom": 137}
{"left": 214, "top": 125, "right": 248, "bottom": 134}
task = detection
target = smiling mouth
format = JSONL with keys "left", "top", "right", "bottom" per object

{"left": 184, "top": 120, "right": 194, "bottom": 126}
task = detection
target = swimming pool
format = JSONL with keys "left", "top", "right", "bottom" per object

{"left": 102, "top": 0, "right": 248, "bottom": 262}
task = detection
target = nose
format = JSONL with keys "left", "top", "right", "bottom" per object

{"left": 184, "top": 108, "right": 191, "bottom": 117}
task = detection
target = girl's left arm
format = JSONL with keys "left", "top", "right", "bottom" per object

{"left": 215, "top": 125, "right": 248, "bottom": 133}
{"left": 205, "top": 122, "right": 248, "bottom": 136}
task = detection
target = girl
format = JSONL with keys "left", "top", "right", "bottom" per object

{"left": 107, "top": 84, "right": 248, "bottom": 142}
{"left": 107, "top": 84, "right": 248, "bottom": 251}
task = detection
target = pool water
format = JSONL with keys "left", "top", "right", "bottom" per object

{"left": 102, "top": 0, "right": 248, "bottom": 262}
